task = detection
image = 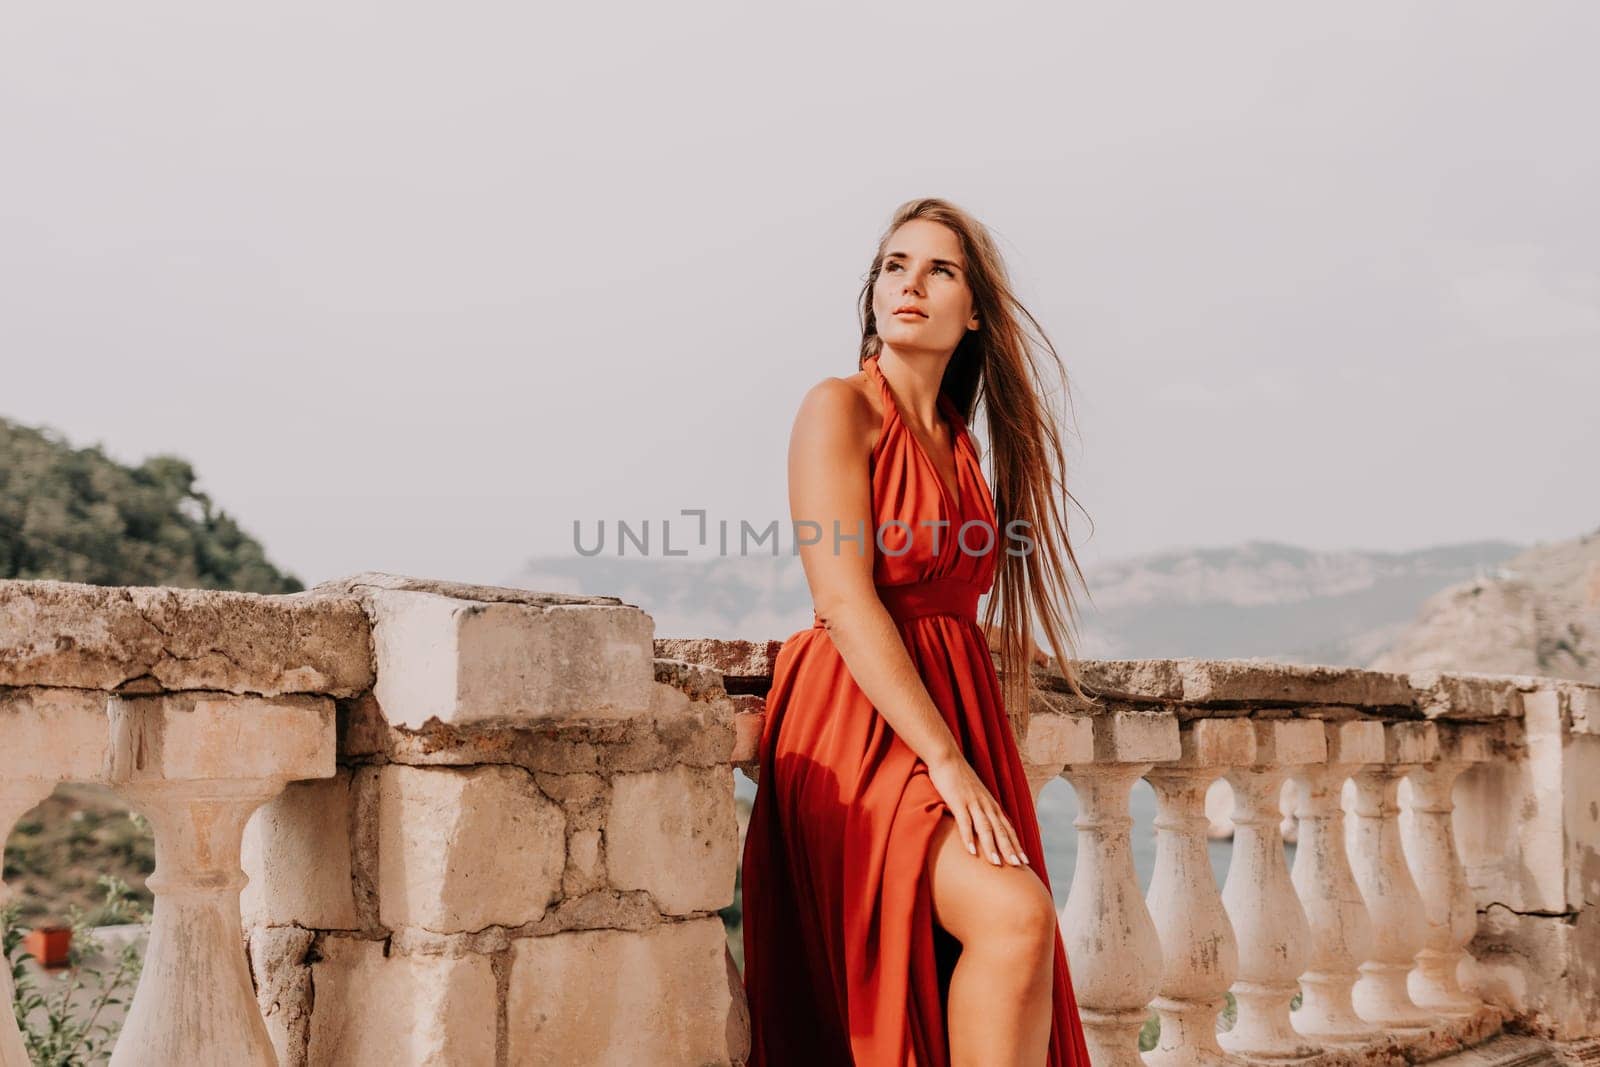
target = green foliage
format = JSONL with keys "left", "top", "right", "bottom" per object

{"left": 4, "top": 788, "right": 155, "bottom": 929}
{"left": 4, "top": 875, "right": 149, "bottom": 1066}
{"left": 0, "top": 416, "right": 301, "bottom": 592}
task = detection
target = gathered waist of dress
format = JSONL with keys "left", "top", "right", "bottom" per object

{"left": 810, "top": 576, "right": 982, "bottom": 629}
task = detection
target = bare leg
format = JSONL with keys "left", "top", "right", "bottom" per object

{"left": 925, "top": 814, "right": 1056, "bottom": 1066}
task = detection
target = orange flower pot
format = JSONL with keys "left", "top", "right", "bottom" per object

{"left": 23, "top": 927, "right": 72, "bottom": 968}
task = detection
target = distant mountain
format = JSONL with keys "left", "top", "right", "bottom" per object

{"left": 1368, "top": 526, "right": 1600, "bottom": 684}
{"left": 506, "top": 538, "right": 1525, "bottom": 665}
{"left": 1075, "top": 539, "right": 1523, "bottom": 664}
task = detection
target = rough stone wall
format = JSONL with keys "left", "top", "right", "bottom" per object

{"left": 240, "top": 575, "right": 747, "bottom": 1067}
{"left": 1455, "top": 679, "right": 1600, "bottom": 1042}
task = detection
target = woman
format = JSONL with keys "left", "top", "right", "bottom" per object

{"left": 740, "top": 197, "right": 1097, "bottom": 1066}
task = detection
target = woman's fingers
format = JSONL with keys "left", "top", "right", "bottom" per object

{"left": 987, "top": 803, "right": 1024, "bottom": 866}
{"left": 973, "top": 797, "right": 1029, "bottom": 867}
{"left": 998, "top": 811, "right": 1029, "bottom": 866}
{"left": 955, "top": 805, "right": 978, "bottom": 856}
{"left": 968, "top": 804, "right": 999, "bottom": 865}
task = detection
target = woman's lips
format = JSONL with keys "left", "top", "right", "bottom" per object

{"left": 893, "top": 310, "right": 926, "bottom": 319}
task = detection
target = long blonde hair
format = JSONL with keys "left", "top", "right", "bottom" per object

{"left": 858, "top": 197, "right": 1100, "bottom": 733}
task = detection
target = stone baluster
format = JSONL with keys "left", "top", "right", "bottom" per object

{"left": 1402, "top": 725, "right": 1492, "bottom": 1016}
{"left": 1060, "top": 709, "right": 1179, "bottom": 1067}
{"left": 1289, "top": 720, "right": 1383, "bottom": 1043}
{"left": 1143, "top": 718, "right": 1253, "bottom": 1067}
{"left": 104, "top": 694, "right": 334, "bottom": 1067}
{"left": 1347, "top": 721, "right": 1438, "bottom": 1029}
{"left": 0, "top": 689, "right": 109, "bottom": 1067}
{"left": 1219, "top": 718, "right": 1325, "bottom": 1060}
{"left": 1020, "top": 696, "right": 1093, "bottom": 802}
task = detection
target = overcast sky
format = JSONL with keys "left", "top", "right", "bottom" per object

{"left": 3, "top": 2, "right": 1595, "bottom": 589}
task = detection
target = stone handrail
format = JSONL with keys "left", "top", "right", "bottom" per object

{"left": 660, "top": 639, "right": 1600, "bottom": 1067}
{"left": 3, "top": 575, "right": 1597, "bottom": 1064}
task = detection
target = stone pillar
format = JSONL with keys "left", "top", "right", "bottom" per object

{"left": 1347, "top": 720, "right": 1438, "bottom": 1030}
{"left": 1454, "top": 681, "right": 1600, "bottom": 1041}
{"left": 1143, "top": 718, "right": 1252, "bottom": 1067}
{"left": 104, "top": 694, "right": 334, "bottom": 1067}
{"left": 1060, "top": 709, "right": 1179, "bottom": 1067}
{"left": 1403, "top": 725, "right": 1492, "bottom": 1016}
{"left": 0, "top": 688, "right": 111, "bottom": 1067}
{"left": 1290, "top": 719, "right": 1383, "bottom": 1043}
{"left": 1219, "top": 718, "right": 1325, "bottom": 1060}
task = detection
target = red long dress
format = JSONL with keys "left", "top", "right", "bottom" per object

{"left": 741, "top": 352, "right": 1092, "bottom": 1066}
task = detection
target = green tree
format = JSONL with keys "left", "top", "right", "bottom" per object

{"left": 0, "top": 417, "right": 301, "bottom": 592}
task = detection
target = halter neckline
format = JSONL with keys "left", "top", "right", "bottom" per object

{"left": 864, "top": 353, "right": 966, "bottom": 513}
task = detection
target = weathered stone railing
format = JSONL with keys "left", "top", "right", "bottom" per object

{"left": 3, "top": 574, "right": 1597, "bottom": 1065}
{"left": 662, "top": 641, "right": 1600, "bottom": 1067}
{"left": 0, "top": 580, "right": 367, "bottom": 1066}
{"left": 1, "top": 575, "right": 742, "bottom": 1066}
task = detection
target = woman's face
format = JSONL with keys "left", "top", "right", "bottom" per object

{"left": 872, "top": 219, "right": 978, "bottom": 357}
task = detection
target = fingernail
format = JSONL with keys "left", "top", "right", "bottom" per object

{"left": 1021, "top": 853, "right": 1030, "bottom": 864}
{"left": 968, "top": 843, "right": 976, "bottom": 855}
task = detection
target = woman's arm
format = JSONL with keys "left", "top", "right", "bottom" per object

{"left": 788, "top": 377, "right": 1027, "bottom": 868}
{"left": 790, "top": 378, "right": 961, "bottom": 767}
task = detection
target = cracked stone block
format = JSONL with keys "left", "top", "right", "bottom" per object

{"left": 359, "top": 586, "right": 656, "bottom": 728}
{"left": 563, "top": 828, "right": 605, "bottom": 898}
{"left": 377, "top": 764, "right": 565, "bottom": 933}
{"left": 1023, "top": 711, "right": 1094, "bottom": 767}
{"left": 103, "top": 693, "right": 334, "bottom": 784}
{"left": 506, "top": 919, "right": 733, "bottom": 1066}
{"left": 242, "top": 771, "right": 359, "bottom": 930}
{"left": 1250, "top": 718, "right": 1326, "bottom": 767}
{"left": 0, "top": 579, "right": 372, "bottom": 696}
{"left": 1177, "top": 659, "right": 1414, "bottom": 708}
{"left": 247, "top": 926, "right": 315, "bottom": 1066}
{"left": 1083, "top": 709, "right": 1181, "bottom": 764}
{"left": 0, "top": 687, "right": 110, "bottom": 781}
{"left": 307, "top": 936, "right": 496, "bottom": 1065}
{"left": 605, "top": 764, "right": 737, "bottom": 915}
{"left": 1178, "top": 717, "right": 1257, "bottom": 768}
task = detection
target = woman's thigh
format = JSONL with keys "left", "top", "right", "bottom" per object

{"left": 924, "top": 812, "right": 1057, "bottom": 946}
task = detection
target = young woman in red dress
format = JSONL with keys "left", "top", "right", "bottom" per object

{"left": 741, "top": 197, "right": 1097, "bottom": 1066}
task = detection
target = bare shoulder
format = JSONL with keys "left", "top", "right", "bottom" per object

{"left": 791, "top": 367, "right": 881, "bottom": 454}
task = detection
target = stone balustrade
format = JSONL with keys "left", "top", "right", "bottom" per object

{"left": 3, "top": 575, "right": 1599, "bottom": 1065}
{"left": 674, "top": 642, "right": 1600, "bottom": 1067}
{"left": 0, "top": 581, "right": 366, "bottom": 1067}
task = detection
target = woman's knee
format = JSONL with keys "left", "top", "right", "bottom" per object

{"left": 928, "top": 818, "right": 1058, "bottom": 953}
{"left": 988, "top": 876, "right": 1058, "bottom": 953}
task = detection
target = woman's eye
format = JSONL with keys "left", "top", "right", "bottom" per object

{"left": 932, "top": 265, "right": 951, "bottom": 276}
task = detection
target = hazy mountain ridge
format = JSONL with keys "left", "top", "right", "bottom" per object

{"left": 508, "top": 537, "right": 1526, "bottom": 666}
{"left": 1368, "top": 526, "right": 1600, "bottom": 684}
